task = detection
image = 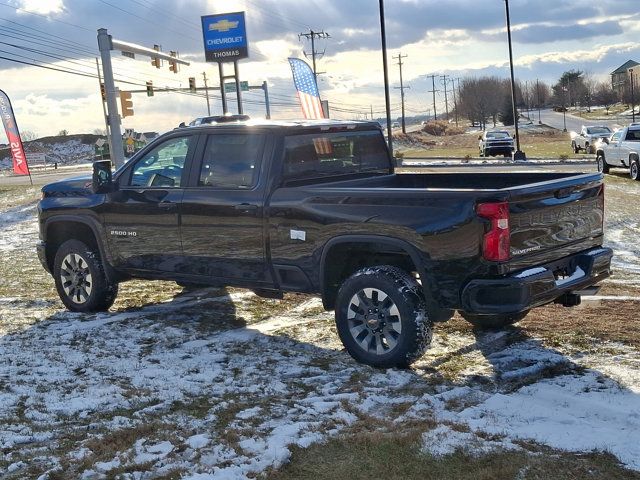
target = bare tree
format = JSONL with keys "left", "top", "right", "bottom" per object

{"left": 459, "top": 76, "right": 509, "bottom": 129}
{"left": 93, "top": 128, "right": 107, "bottom": 136}
{"left": 58, "top": 129, "right": 68, "bottom": 136}
{"left": 20, "top": 130, "right": 38, "bottom": 142}
{"left": 594, "top": 82, "right": 618, "bottom": 115}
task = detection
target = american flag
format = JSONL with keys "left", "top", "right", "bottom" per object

{"left": 288, "top": 58, "right": 325, "bottom": 119}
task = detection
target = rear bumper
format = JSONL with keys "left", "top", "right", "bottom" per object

{"left": 460, "top": 247, "right": 613, "bottom": 314}
{"left": 36, "top": 240, "right": 50, "bottom": 273}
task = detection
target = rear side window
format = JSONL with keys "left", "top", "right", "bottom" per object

{"left": 198, "top": 134, "right": 265, "bottom": 189}
{"left": 283, "top": 130, "right": 390, "bottom": 180}
{"left": 625, "top": 130, "right": 640, "bottom": 141}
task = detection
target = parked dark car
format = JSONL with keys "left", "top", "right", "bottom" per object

{"left": 37, "top": 119, "right": 612, "bottom": 367}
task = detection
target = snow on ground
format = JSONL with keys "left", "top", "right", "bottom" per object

{"left": 1, "top": 186, "right": 640, "bottom": 478}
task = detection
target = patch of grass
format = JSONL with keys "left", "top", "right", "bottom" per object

{"left": 268, "top": 431, "right": 640, "bottom": 480}
{"left": 169, "top": 396, "right": 214, "bottom": 420}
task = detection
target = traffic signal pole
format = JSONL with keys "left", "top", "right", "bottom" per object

{"left": 97, "top": 28, "right": 190, "bottom": 168}
{"left": 95, "top": 56, "right": 113, "bottom": 160}
{"left": 97, "top": 28, "right": 125, "bottom": 168}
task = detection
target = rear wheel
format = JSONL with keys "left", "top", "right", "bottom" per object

{"left": 460, "top": 310, "right": 529, "bottom": 330}
{"left": 53, "top": 239, "right": 118, "bottom": 312}
{"left": 597, "top": 153, "right": 610, "bottom": 174}
{"left": 631, "top": 160, "right": 640, "bottom": 181}
{"left": 335, "top": 266, "right": 433, "bottom": 368}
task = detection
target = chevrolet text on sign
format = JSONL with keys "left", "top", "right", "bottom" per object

{"left": 201, "top": 12, "right": 248, "bottom": 62}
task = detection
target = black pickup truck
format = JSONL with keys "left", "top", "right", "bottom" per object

{"left": 37, "top": 119, "right": 612, "bottom": 368}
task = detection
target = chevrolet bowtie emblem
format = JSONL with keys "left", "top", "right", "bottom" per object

{"left": 209, "top": 19, "right": 239, "bottom": 32}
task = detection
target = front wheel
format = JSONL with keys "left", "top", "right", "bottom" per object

{"left": 335, "top": 266, "right": 433, "bottom": 368}
{"left": 572, "top": 142, "right": 579, "bottom": 154}
{"left": 460, "top": 310, "right": 529, "bottom": 330}
{"left": 597, "top": 153, "right": 610, "bottom": 174}
{"left": 631, "top": 160, "right": 640, "bottom": 181}
{"left": 53, "top": 239, "right": 118, "bottom": 312}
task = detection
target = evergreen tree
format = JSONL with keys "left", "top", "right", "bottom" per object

{"left": 499, "top": 94, "right": 515, "bottom": 126}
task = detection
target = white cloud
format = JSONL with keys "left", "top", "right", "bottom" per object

{"left": 14, "top": 0, "right": 64, "bottom": 15}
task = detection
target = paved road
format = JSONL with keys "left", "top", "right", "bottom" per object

{"left": 537, "top": 108, "right": 626, "bottom": 133}
{"left": 0, "top": 165, "right": 92, "bottom": 186}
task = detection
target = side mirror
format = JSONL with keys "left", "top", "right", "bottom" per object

{"left": 603, "top": 138, "right": 610, "bottom": 144}
{"left": 478, "top": 135, "right": 483, "bottom": 140}
{"left": 92, "top": 160, "right": 114, "bottom": 194}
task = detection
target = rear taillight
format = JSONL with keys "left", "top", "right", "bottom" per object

{"left": 477, "top": 201, "right": 510, "bottom": 262}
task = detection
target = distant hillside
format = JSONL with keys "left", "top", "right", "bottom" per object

{"left": 0, "top": 133, "right": 103, "bottom": 170}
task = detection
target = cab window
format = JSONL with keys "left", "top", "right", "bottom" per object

{"left": 611, "top": 131, "right": 622, "bottom": 142}
{"left": 128, "top": 136, "right": 192, "bottom": 188}
{"left": 198, "top": 134, "right": 264, "bottom": 189}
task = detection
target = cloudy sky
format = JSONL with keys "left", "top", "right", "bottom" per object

{"left": 0, "top": 0, "right": 639, "bottom": 141}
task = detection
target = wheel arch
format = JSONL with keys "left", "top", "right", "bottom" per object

{"left": 44, "top": 216, "right": 117, "bottom": 281}
{"left": 319, "top": 235, "right": 443, "bottom": 313}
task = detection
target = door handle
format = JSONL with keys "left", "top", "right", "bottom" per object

{"left": 234, "top": 203, "right": 258, "bottom": 212}
{"left": 158, "top": 201, "right": 177, "bottom": 211}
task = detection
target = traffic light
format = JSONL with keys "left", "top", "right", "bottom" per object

{"left": 100, "top": 83, "right": 106, "bottom": 102}
{"left": 151, "top": 44, "right": 161, "bottom": 68}
{"left": 168, "top": 51, "right": 178, "bottom": 74}
{"left": 188, "top": 77, "right": 196, "bottom": 93}
{"left": 146, "top": 81, "right": 154, "bottom": 97}
{"left": 120, "top": 91, "right": 134, "bottom": 118}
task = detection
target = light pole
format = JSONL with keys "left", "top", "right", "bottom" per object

{"left": 504, "top": 0, "right": 525, "bottom": 160}
{"left": 630, "top": 69, "right": 636, "bottom": 123}
{"left": 562, "top": 80, "right": 568, "bottom": 132}
{"left": 378, "top": 0, "right": 393, "bottom": 156}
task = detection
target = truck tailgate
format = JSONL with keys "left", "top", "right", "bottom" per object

{"left": 507, "top": 174, "right": 604, "bottom": 270}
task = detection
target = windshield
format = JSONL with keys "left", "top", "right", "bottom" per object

{"left": 283, "top": 130, "right": 391, "bottom": 181}
{"left": 587, "top": 127, "right": 612, "bottom": 135}
{"left": 486, "top": 132, "right": 510, "bottom": 139}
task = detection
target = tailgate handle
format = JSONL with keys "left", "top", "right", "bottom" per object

{"left": 554, "top": 188, "right": 573, "bottom": 199}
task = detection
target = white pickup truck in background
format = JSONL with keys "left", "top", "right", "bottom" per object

{"left": 571, "top": 125, "right": 613, "bottom": 154}
{"left": 595, "top": 124, "right": 640, "bottom": 180}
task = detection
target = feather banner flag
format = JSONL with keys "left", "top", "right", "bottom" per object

{"left": 0, "top": 89, "right": 31, "bottom": 178}
{"left": 288, "top": 58, "right": 325, "bottom": 119}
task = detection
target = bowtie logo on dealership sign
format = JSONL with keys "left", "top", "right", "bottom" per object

{"left": 201, "top": 12, "right": 248, "bottom": 62}
{"left": 209, "top": 19, "right": 239, "bottom": 32}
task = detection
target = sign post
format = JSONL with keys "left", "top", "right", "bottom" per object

{"left": 201, "top": 12, "right": 248, "bottom": 115}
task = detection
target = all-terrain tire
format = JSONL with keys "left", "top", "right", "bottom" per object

{"left": 631, "top": 160, "right": 640, "bottom": 181}
{"left": 53, "top": 239, "right": 118, "bottom": 312}
{"left": 597, "top": 153, "right": 610, "bottom": 174}
{"left": 335, "top": 266, "right": 433, "bottom": 368}
{"left": 459, "top": 310, "right": 530, "bottom": 330}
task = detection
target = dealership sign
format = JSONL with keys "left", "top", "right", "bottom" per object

{"left": 201, "top": 12, "right": 248, "bottom": 62}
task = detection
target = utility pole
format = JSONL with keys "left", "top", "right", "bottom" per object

{"left": 428, "top": 74, "right": 439, "bottom": 120}
{"left": 262, "top": 80, "right": 271, "bottom": 119}
{"left": 299, "top": 29, "right": 330, "bottom": 83}
{"left": 370, "top": 104, "right": 374, "bottom": 121}
{"left": 449, "top": 78, "right": 458, "bottom": 127}
{"left": 202, "top": 72, "right": 211, "bottom": 116}
{"left": 393, "top": 53, "right": 409, "bottom": 134}
{"left": 441, "top": 75, "right": 449, "bottom": 120}
{"left": 536, "top": 78, "right": 542, "bottom": 124}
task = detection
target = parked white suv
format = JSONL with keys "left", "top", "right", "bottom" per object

{"left": 595, "top": 124, "right": 640, "bottom": 180}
